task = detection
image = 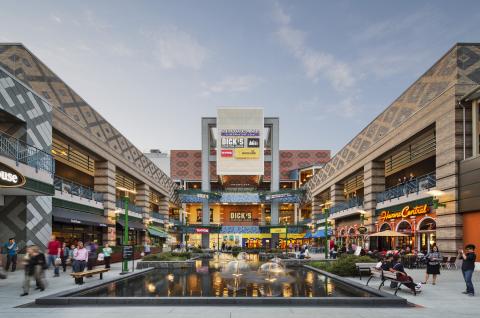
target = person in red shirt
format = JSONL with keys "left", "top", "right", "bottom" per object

{"left": 47, "top": 235, "right": 61, "bottom": 277}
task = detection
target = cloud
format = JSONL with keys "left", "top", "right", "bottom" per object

{"left": 201, "top": 75, "right": 263, "bottom": 96}
{"left": 51, "top": 14, "right": 62, "bottom": 24}
{"left": 146, "top": 26, "right": 209, "bottom": 70}
{"left": 272, "top": 2, "right": 355, "bottom": 91}
{"left": 296, "top": 95, "right": 360, "bottom": 120}
{"left": 109, "top": 43, "right": 134, "bottom": 57}
{"left": 84, "top": 10, "right": 111, "bottom": 30}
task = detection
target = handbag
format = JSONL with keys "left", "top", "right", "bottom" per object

{"left": 97, "top": 253, "right": 105, "bottom": 261}
{"left": 54, "top": 257, "right": 62, "bottom": 266}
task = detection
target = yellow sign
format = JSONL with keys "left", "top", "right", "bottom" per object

{"left": 280, "top": 233, "right": 305, "bottom": 239}
{"left": 270, "top": 228, "right": 287, "bottom": 234}
{"left": 234, "top": 148, "right": 260, "bottom": 159}
{"left": 379, "top": 204, "right": 429, "bottom": 222}
{"left": 242, "top": 233, "right": 271, "bottom": 239}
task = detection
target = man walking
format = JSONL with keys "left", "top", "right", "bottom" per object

{"left": 459, "top": 244, "right": 476, "bottom": 296}
{"left": 47, "top": 235, "right": 61, "bottom": 277}
{"left": 4, "top": 238, "right": 18, "bottom": 272}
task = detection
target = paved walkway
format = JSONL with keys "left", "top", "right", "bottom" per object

{"left": 0, "top": 263, "right": 478, "bottom": 318}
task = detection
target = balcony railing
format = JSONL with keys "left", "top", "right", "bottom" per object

{"left": 116, "top": 199, "right": 143, "bottom": 214}
{"left": 376, "top": 171, "right": 436, "bottom": 203}
{"left": 54, "top": 176, "right": 103, "bottom": 203}
{"left": 0, "top": 131, "right": 54, "bottom": 175}
{"left": 329, "top": 197, "right": 364, "bottom": 215}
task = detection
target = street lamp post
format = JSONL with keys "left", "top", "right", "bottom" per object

{"left": 323, "top": 208, "right": 329, "bottom": 259}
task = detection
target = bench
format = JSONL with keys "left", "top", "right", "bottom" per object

{"left": 71, "top": 268, "right": 109, "bottom": 281}
{"left": 366, "top": 268, "right": 417, "bottom": 296}
{"left": 355, "top": 263, "right": 378, "bottom": 280}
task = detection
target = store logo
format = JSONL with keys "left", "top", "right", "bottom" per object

{"left": 221, "top": 137, "right": 244, "bottom": 148}
{"left": 221, "top": 149, "right": 233, "bottom": 157}
{"left": 196, "top": 228, "right": 209, "bottom": 233}
{"left": 247, "top": 138, "right": 259, "bottom": 148}
{"left": 0, "top": 162, "right": 26, "bottom": 188}
{"left": 230, "top": 212, "right": 252, "bottom": 221}
{"left": 379, "top": 204, "right": 429, "bottom": 222}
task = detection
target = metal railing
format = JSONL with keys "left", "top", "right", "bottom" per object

{"left": 376, "top": 171, "right": 436, "bottom": 203}
{"left": 329, "top": 196, "right": 364, "bottom": 215}
{"left": 116, "top": 199, "right": 143, "bottom": 214}
{"left": 0, "top": 131, "right": 54, "bottom": 175}
{"left": 54, "top": 176, "right": 103, "bottom": 202}
{"left": 151, "top": 211, "right": 168, "bottom": 221}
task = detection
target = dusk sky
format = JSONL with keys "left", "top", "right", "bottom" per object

{"left": 1, "top": 0, "right": 479, "bottom": 154}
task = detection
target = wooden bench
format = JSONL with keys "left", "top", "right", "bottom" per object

{"left": 71, "top": 268, "right": 109, "bottom": 281}
{"left": 366, "top": 268, "right": 417, "bottom": 296}
{"left": 355, "top": 263, "right": 378, "bottom": 280}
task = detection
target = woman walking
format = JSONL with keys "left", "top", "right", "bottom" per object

{"left": 60, "top": 242, "right": 70, "bottom": 273}
{"left": 102, "top": 243, "right": 112, "bottom": 269}
{"left": 423, "top": 245, "right": 441, "bottom": 285}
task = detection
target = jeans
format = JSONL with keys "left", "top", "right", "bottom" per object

{"left": 462, "top": 269, "right": 475, "bottom": 294}
{"left": 6, "top": 254, "right": 17, "bottom": 271}
{"left": 47, "top": 254, "right": 59, "bottom": 275}
{"left": 104, "top": 256, "right": 111, "bottom": 269}
{"left": 72, "top": 260, "right": 86, "bottom": 284}
{"left": 23, "top": 265, "right": 45, "bottom": 293}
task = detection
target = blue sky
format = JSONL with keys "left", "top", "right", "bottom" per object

{"left": 1, "top": 0, "right": 479, "bottom": 154}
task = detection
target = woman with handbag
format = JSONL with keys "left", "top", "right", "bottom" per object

{"left": 423, "top": 245, "right": 441, "bottom": 285}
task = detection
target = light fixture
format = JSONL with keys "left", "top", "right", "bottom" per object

{"left": 427, "top": 190, "right": 446, "bottom": 197}
{"left": 428, "top": 190, "right": 447, "bottom": 208}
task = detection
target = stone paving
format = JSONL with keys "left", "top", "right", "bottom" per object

{"left": 0, "top": 262, "right": 478, "bottom": 318}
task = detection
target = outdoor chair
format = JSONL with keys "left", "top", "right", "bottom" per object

{"left": 440, "top": 256, "right": 449, "bottom": 269}
{"left": 446, "top": 256, "right": 457, "bottom": 270}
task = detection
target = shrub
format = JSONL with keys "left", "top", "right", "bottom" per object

{"left": 231, "top": 246, "right": 242, "bottom": 257}
{"left": 310, "top": 255, "right": 376, "bottom": 276}
{"left": 143, "top": 252, "right": 190, "bottom": 261}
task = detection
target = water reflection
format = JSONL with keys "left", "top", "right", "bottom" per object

{"left": 77, "top": 253, "right": 372, "bottom": 298}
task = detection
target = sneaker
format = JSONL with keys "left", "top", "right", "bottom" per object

{"left": 468, "top": 293, "right": 474, "bottom": 297}
{"left": 462, "top": 291, "right": 470, "bottom": 294}
{"left": 20, "top": 293, "right": 28, "bottom": 297}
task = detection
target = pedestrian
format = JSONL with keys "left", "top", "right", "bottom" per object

{"left": 46, "top": 235, "right": 61, "bottom": 277}
{"left": 20, "top": 245, "right": 46, "bottom": 296}
{"left": 60, "top": 242, "right": 70, "bottom": 273}
{"left": 86, "top": 240, "right": 98, "bottom": 272}
{"left": 144, "top": 241, "right": 151, "bottom": 256}
{"left": 3, "top": 237, "right": 18, "bottom": 272}
{"left": 423, "top": 245, "right": 441, "bottom": 285}
{"left": 102, "top": 243, "right": 112, "bottom": 269}
{"left": 458, "top": 244, "right": 476, "bottom": 296}
{"left": 72, "top": 241, "right": 88, "bottom": 284}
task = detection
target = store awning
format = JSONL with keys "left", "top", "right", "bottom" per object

{"left": 53, "top": 207, "right": 112, "bottom": 227}
{"left": 117, "top": 219, "right": 146, "bottom": 231}
{"left": 148, "top": 226, "right": 169, "bottom": 238}
{"left": 312, "top": 230, "right": 326, "bottom": 238}
{"left": 304, "top": 231, "right": 313, "bottom": 239}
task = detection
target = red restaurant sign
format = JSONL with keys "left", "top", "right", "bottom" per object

{"left": 195, "top": 228, "right": 209, "bottom": 234}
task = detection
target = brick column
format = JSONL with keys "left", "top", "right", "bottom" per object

{"left": 330, "top": 183, "right": 345, "bottom": 207}
{"left": 312, "top": 195, "right": 323, "bottom": 223}
{"left": 94, "top": 161, "right": 117, "bottom": 246}
{"left": 363, "top": 161, "right": 385, "bottom": 233}
{"left": 158, "top": 196, "right": 169, "bottom": 220}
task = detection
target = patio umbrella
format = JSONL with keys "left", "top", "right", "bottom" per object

{"left": 368, "top": 230, "right": 409, "bottom": 237}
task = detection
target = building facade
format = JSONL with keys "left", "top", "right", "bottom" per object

{"left": 171, "top": 108, "right": 330, "bottom": 249}
{"left": 304, "top": 43, "right": 480, "bottom": 256}
{"left": 0, "top": 43, "right": 178, "bottom": 251}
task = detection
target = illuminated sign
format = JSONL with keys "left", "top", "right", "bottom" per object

{"left": 230, "top": 212, "right": 252, "bottom": 222}
{"left": 234, "top": 148, "right": 260, "bottom": 159}
{"left": 270, "top": 228, "right": 287, "bottom": 234}
{"left": 0, "top": 162, "right": 26, "bottom": 188}
{"left": 378, "top": 204, "right": 429, "bottom": 222}
{"left": 216, "top": 108, "right": 264, "bottom": 175}
{"left": 195, "top": 228, "right": 209, "bottom": 234}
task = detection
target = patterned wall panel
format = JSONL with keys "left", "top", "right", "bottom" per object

{"left": 304, "top": 44, "right": 480, "bottom": 202}
{"left": 279, "top": 150, "right": 330, "bottom": 180}
{"left": 0, "top": 44, "right": 178, "bottom": 203}
{"left": 0, "top": 65, "right": 53, "bottom": 250}
{"left": 170, "top": 149, "right": 330, "bottom": 181}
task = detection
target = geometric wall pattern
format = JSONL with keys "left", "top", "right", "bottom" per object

{"left": 304, "top": 44, "right": 480, "bottom": 202}
{"left": 0, "top": 65, "right": 53, "bottom": 251}
{"left": 0, "top": 44, "right": 178, "bottom": 204}
{"left": 170, "top": 150, "right": 331, "bottom": 181}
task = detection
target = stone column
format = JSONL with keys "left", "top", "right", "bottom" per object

{"left": 157, "top": 196, "right": 169, "bottom": 219}
{"left": 136, "top": 184, "right": 150, "bottom": 244}
{"left": 363, "top": 161, "right": 385, "bottom": 234}
{"left": 435, "top": 102, "right": 464, "bottom": 255}
{"left": 311, "top": 196, "right": 323, "bottom": 223}
{"left": 330, "top": 183, "right": 345, "bottom": 207}
{"left": 294, "top": 203, "right": 299, "bottom": 225}
{"left": 94, "top": 161, "right": 117, "bottom": 246}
